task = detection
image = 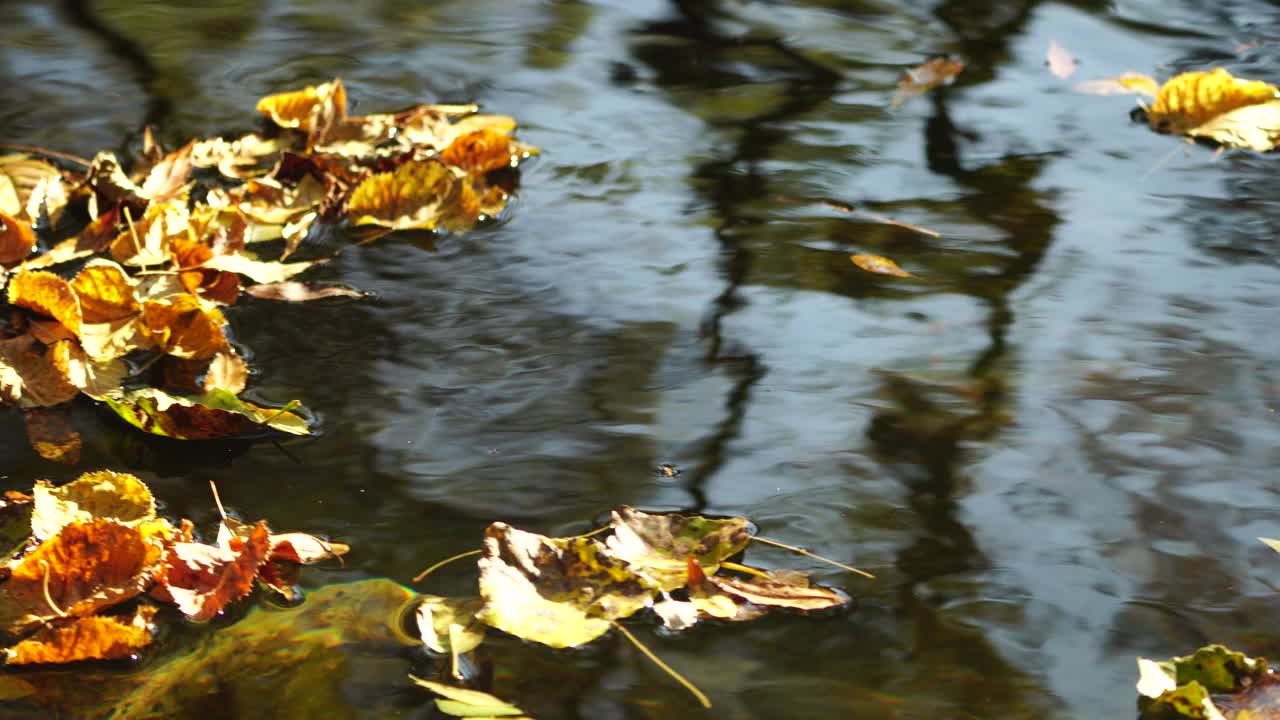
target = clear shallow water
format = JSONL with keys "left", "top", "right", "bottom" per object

{"left": 4, "top": 0, "right": 1280, "bottom": 717}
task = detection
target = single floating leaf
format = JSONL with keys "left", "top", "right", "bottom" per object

{"left": 851, "top": 253, "right": 913, "bottom": 277}
{"left": 409, "top": 677, "right": 529, "bottom": 719}
{"left": 605, "top": 506, "right": 752, "bottom": 591}
{"left": 891, "top": 56, "right": 964, "bottom": 108}
{"left": 155, "top": 521, "right": 270, "bottom": 621}
{"left": 1074, "top": 72, "right": 1160, "bottom": 98}
{"left": 103, "top": 387, "right": 310, "bottom": 439}
{"left": 1046, "top": 39, "right": 1078, "bottom": 80}
{"left": 1147, "top": 68, "right": 1278, "bottom": 134}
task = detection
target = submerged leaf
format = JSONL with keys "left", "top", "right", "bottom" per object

{"left": 416, "top": 595, "right": 486, "bottom": 655}
{"left": 103, "top": 387, "right": 310, "bottom": 439}
{"left": 891, "top": 56, "right": 964, "bottom": 107}
{"left": 409, "top": 677, "right": 529, "bottom": 719}
{"left": 23, "top": 407, "right": 81, "bottom": 465}
{"left": 5, "top": 605, "right": 157, "bottom": 665}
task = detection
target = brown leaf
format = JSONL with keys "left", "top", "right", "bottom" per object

{"left": 347, "top": 159, "right": 461, "bottom": 231}
{"left": 5, "top": 604, "right": 156, "bottom": 665}
{"left": 0, "top": 334, "right": 80, "bottom": 408}
{"left": 141, "top": 294, "right": 228, "bottom": 360}
{"left": 244, "top": 281, "right": 365, "bottom": 302}
{"left": 1046, "top": 39, "right": 1078, "bottom": 80}
{"left": 108, "top": 203, "right": 185, "bottom": 267}
{"left": 439, "top": 129, "right": 514, "bottom": 174}
{"left": 21, "top": 206, "right": 121, "bottom": 271}
{"left": 0, "top": 519, "right": 170, "bottom": 635}
{"left": 708, "top": 571, "right": 848, "bottom": 611}
{"left": 138, "top": 142, "right": 194, "bottom": 202}
{"left": 850, "top": 253, "right": 913, "bottom": 277}
{"left": 82, "top": 152, "right": 146, "bottom": 213}
{"left": 7, "top": 270, "right": 83, "bottom": 334}
{"left": 0, "top": 210, "right": 35, "bottom": 265}
{"left": 172, "top": 238, "right": 240, "bottom": 306}
{"left": 155, "top": 521, "right": 270, "bottom": 621}
{"left": 23, "top": 407, "right": 81, "bottom": 465}
{"left": 157, "top": 348, "right": 248, "bottom": 395}
{"left": 891, "top": 56, "right": 965, "bottom": 108}
{"left": 48, "top": 338, "right": 128, "bottom": 398}
{"left": 26, "top": 319, "right": 76, "bottom": 346}
{"left": 70, "top": 259, "right": 141, "bottom": 324}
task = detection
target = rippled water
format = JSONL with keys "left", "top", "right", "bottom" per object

{"left": 5, "top": 0, "right": 1280, "bottom": 718}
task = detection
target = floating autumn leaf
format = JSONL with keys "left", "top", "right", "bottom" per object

{"left": 684, "top": 557, "right": 761, "bottom": 622}
{"left": 172, "top": 238, "right": 240, "bottom": 306}
{"left": 22, "top": 206, "right": 121, "bottom": 271}
{"left": 70, "top": 259, "right": 141, "bottom": 324}
{"left": 0, "top": 334, "right": 80, "bottom": 408}
{"left": 23, "top": 408, "right": 81, "bottom": 465}
{"left": 256, "top": 79, "right": 347, "bottom": 137}
{"left": 213, "top": 506, "right": 348, "bottom": 602}
{"left": 81, "top": 152, "right": 146, "bottom": 215}
{"left": 1147, "top": 68, "right": 1278, "bottom": 134}
{"left": 104, "top": 387, "right": 310, "bottom": 440}
{"left": 30, "top": 470, "right": 156, "bottom": 541}
{"left": 5, "top": 604, "right": 157, "bottom": 665}
{"left": 141, "top": 293, "right": 228, "bottom": 360}
{"left": 7, "top": 269, "right": 82, "bottom": 334}
{"left": 137, "top": 142, "right": 194, "bottom": 202}
{"left": 1136, "top": 645, "right": 1272, "bottom": 720}
{"left": 108, "top": 202, "right": 186, "bottom": 267}
{"left": 154, "top": 521, "right": 270, "bottom": 621}
{"left": 1046, "top": 40, "right": 1078, "bottom": 80}
{"left": 157, "top": 348, "right": 248, "bottom": 395}
{"left": 850, "top": 253, "right": 913, "bottom": 277}
{"left": 605, "top": 506, "right": 751, "bottom": 591}
{"left": 347, "top": 159, "right": 461, "bottom": 232}
{"left": 47, "top": 338, "right": 128, "bottom": 399}
{"left": 477, "top": 523, "right": 655, "bottom": 648}
{"left": 190, "top": 133, "right": 296, "bottom": 179}
{"left": 416, "top": 595, "right": 486, "bottom": 655}
{"left": 0, "top": 518, "right": 169, "bottom": 635}
{"left": 440, "top": 129, "right": 515, "bottom": 174}
{"left": 1074, "top": 73, "right": 1160, "bottom": 97}
{"left": 890, "top": 56, "right": 965, "bottom": 108}
{"left": 409, "top": 677, "right": 531, "bottom": 719}
{"left": 200, "top": 253, "right": 318, "bottom": 285}
{"left": 243, "top": 281, "right": 365, "bottom": 302}
{"left": 0, "top": 154, "right": 67, "bottom": 225}
{"left": 708, "top": 570, "right": 847, "bottom": 611}
{"left": 0, "top": 210, "right": 35, "bottom": 265}
{"left": 1183, "top": 100, "right": 1280, "bottom": 152}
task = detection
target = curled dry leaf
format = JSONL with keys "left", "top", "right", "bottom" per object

{"left": 0, "top": 210, "right": 35, "bottom": 265}
{"left": 138, "top": 142, "right": 194, "bottom": 202}
{"left": 4, "top": 604, "right": 157, "bottom": 665}
{"left": 30, "top": 470, "right": 156, "bottom": 541}
{"left": 22, "top": 408, "right": 81, "bottom": 465}
{"left": 0, "top": 518, "right": 170, "bottom": 635}
{"left": 347, "top": 159, "right": 460, "bottom": 231}
{"left": 851, "top": 253, "right": 913, "bottom": 277}
{"left": 104, "top": 387, "right": 310, "bottom": 439}
{"left": 0, "top": 155, "right": 63, "bottom": 222}
{"left": 156, "top": 520, "right": 270, "bottom": 621}
{"left": 256, "top": 79, "right": 347, "bottom": 137}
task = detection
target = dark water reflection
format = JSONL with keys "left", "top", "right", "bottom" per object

{"left": 5, "top": 0, "right": 1280, "bottom": 717}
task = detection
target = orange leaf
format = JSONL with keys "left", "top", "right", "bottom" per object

{"left": 0, "top": 210, "right": 35, "bottom": 265}
{"left": 4, "top": 605, "right": 157, "bottom": 665}
{"left": 156, "top": 521, "right": 270, "bottom": 621}
{"left": 347, "top": 159, "right": 461, "bottom": 231}
{"left": 440, "top": 129, "right": 514, "bottom": 174}
{"left": 0, "top": 334, "right": 80, "bottom": 408}
{"left": 23, "top": 407, "right": 81, "bottom": 465}
{"left": 70, "top": 259, "right": 140, "bottom": 324}
{"left": 172, "top": 238, "right": 240, "bottom": 306}
{"left": 157, "top": 348, "right": 248, "bottom": 395}
{"left": 850, "top": 253, "right": 913, "bottom": 277}
{"left": 141, "top": 294, "right": 228, "bottom": 360}
{"left": 0, "top": 519, "right": 169, "bottom": 634}
{"left": 7, "top": 270, "right": 82, "bottom": 334}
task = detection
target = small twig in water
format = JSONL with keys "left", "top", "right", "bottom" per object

{"left": 612, "top": 621, "right": 711, "bottom": 708}
{"left": 413, "top": 549, "right": 482, "bottom": 583}
{"left": 749, "top": 536, "right": 875, "bottom": 579}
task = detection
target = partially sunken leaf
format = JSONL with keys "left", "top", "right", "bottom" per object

{"left": 0, "top": 519, "right": 169, "bottom": 635}
{"left": 8, "top": 270, "right": 83, "bottom": 334}
{"left": 0, "top": 210, "right": 35, "bottom": 265}
{"left": 851, "top": 253, "right": 912, "bottom": 277}
{"left": 104, "top": 387, "right": 310, "bottom": 439}
{"left": 31, "top": 470, "right": 156, "bottom": 541}
{"left": 708, "top": 571, "right": 847, "bottom": 611}
{"left": 408, "top": 677, "right": 529, "bottom": 719}
{"left": 141, "top": 294, "right": 228, "bottom": 360}
{"left": 1073, "top": 72, "right": 1159, "bottom": 97}
{"left": 23, "top": 407, "right": 81, "bottom": 465}
{"left": 416, "top": 595, "right": 486, "bottom": 655}
{"left": 477, "top": 523, "right": 655, "bottom": 648}
{"left": 156, "top": 521, "right": 270, "bottom": 621}
{"left": 1147, "top": 68, "right": 1279, "bottom": 134}
{"left": 5, "top": 605, "right": 157, "bottom": 665}
{"left": 347, "top": 159, "right": 460, "bottom": 231}
{"left": 605, "top": 506, "right": 751, "bottom": 591}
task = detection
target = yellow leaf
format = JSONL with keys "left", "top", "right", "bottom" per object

{"left": 347, "top": 160, "right": 461, "bottom": 231}
{"left": 1148, "top": 68, "right": 1278, "bottom": 134}
{"left": 1185, "top": 100, "right": 1280, "bottom": 151}
{"left": 30, "top": 470, "right": 157, "bottom": 540}
{"left": 142, "top": 294, "right": 229, "bottom": 360}
{"left": 850, "top": 253, "right": 913, "bottom": 277}
{"left": 1073, "top": 72, "right": 1159, "bottom": 98}
{"left": 7, "top": 269, "right": 83, "bottom": 334}
{"left": 440, "top": 129, "right": 514, "bottom": 174}
{"left": 71, "top": 259, "right": 140, "bottom": 324}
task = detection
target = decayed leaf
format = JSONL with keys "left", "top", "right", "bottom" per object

{"left": 23, "top": 408, "right": 81, "bottom": 465}
{"left": 409, "top": 677, "right": 530, "bottom": 719}
{"left": 891, "top": 56, "right": 965, "bottom": 108}
{"left": 0, "top": 334, "right": 81, "bottom": 408}
{"left": 4, "top": 604, "right": 157, "bottom": 665}
{"left": 684, "top": 557, "right": 764, "bottom": 622}
{"left": 1147, "top": 68, "right": 1278, "bottom": 134}
{"left": 141, "top": 294, "right": 228, "bottom": 360}
{"left": 103, "top": 387, "right": 310, "bottom": 439}
{"left": 347, "top": 159, "right": 461, "bottom": 231}
{"left": 1135, "top": 645, "right": 1268, "bottom": 720}
{"left": 416, "top": 595, "right": 486, "bottom": 655}
{"left": 8, "top": 270, "right": 83, "bottom": 333}
{"left": 156, "top": 521, "right": 270, "bottom": 621}
{"left": 1073, "top": 72, "right": 1160, "bottom": 97}
{"left": 243, "top": 281, "right": 365, "bottom": 302}
{"left": 31, "top": 470, "right": 156, "bottom": 541}
{"left": 1046, "top": 39, "right": 1078, "bottom": 80}
{"left": 851, "top": 253, "right": 913, "bottom": 277}
{"left": 708, "top": 571, "right": 847, "bottom": 611}
{"left": 605, "top": 506, "right": 751, "bottom": 591}
{"left": 0, "top": 518, "right": 169, "bottom": 635}
{"left": 477, "top": 523, "right": 655, "bottom": 648}
{"left": 0, "top": 210, "right": 35, "bottom": 265}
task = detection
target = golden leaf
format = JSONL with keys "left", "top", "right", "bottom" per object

{"left": 30, "top": 470, "right": 157, "bottom": 540}
{"left": 891, "top": 56, "right": 965, "bottom": 108}
{"left": 1148, "top": 68, "right": 1278, "bottom": 134}
{"left": 1185, "top": 100, "right": 1280, "bottom": 151}
{"left": 141, "top": 294, "right": 228, "bottom": 360}
{"left": 22, "top": 407, "right": 81, "bottom": 465}
{"left": 347, "top": 159, "right": 460, "bottom": 231}
{"left": 0, "top": 334, "right": 80, "bottom": 408}
{"left": 850, "top": 253, "right": 913, "bottom": 277}
{"left": 0, "top": 210, "right": 35, "bottom": 265}
{"left": 7, "top": 270, "right": 83, "bottom": 334}
{"left": 48, "top": 338, "right": 128, "bottom": 398}
{"left": 255, "top": 79, "right": 348, "bottom": 145}
{"left": 71, "top": 259, "right": 140, "bottom": 324}
{"left": 5, "top": 605, "right": 157, "bottom": 665}
{"left": 108, "top": 203, "right": 186, "bottom": 267}
{"left": 440, "top": 129, "right": 514, "bottom": 174}
{"left": 172, "top": 238, "right": 240, "bottom": 306}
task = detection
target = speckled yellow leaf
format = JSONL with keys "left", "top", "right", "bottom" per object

{"left": 7, "top": 270, "right": 82, "bottom": 333}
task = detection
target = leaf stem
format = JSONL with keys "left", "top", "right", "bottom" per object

{"left": 719, "top": 561, "right": 771, "bottom": 580}
{"left": 412, "top": 549, "right": 482, "bottom": 583}
{"left": 39, "top": 560, "right": 67, "bottom": 618}
{"left": 749, "top": 536, "right": 876, "bottom": 579}
{"left": 260, "top": 399, "right": 301, "bottom": 426}
{"left": 0, "top": 143, "right": 91, "bottom": 167}
{"left": 612, "top": 621, "right": 710, "bottom": 709}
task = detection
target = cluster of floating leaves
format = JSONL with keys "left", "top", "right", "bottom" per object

{"left": 0, "top": 78, "right": 537, "bottom": 461}
{"left": 409, "top": 507, "right": 868, "bottom": 713}
{"left": 0, "top": 470, "right": 345, "bottom": 665}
